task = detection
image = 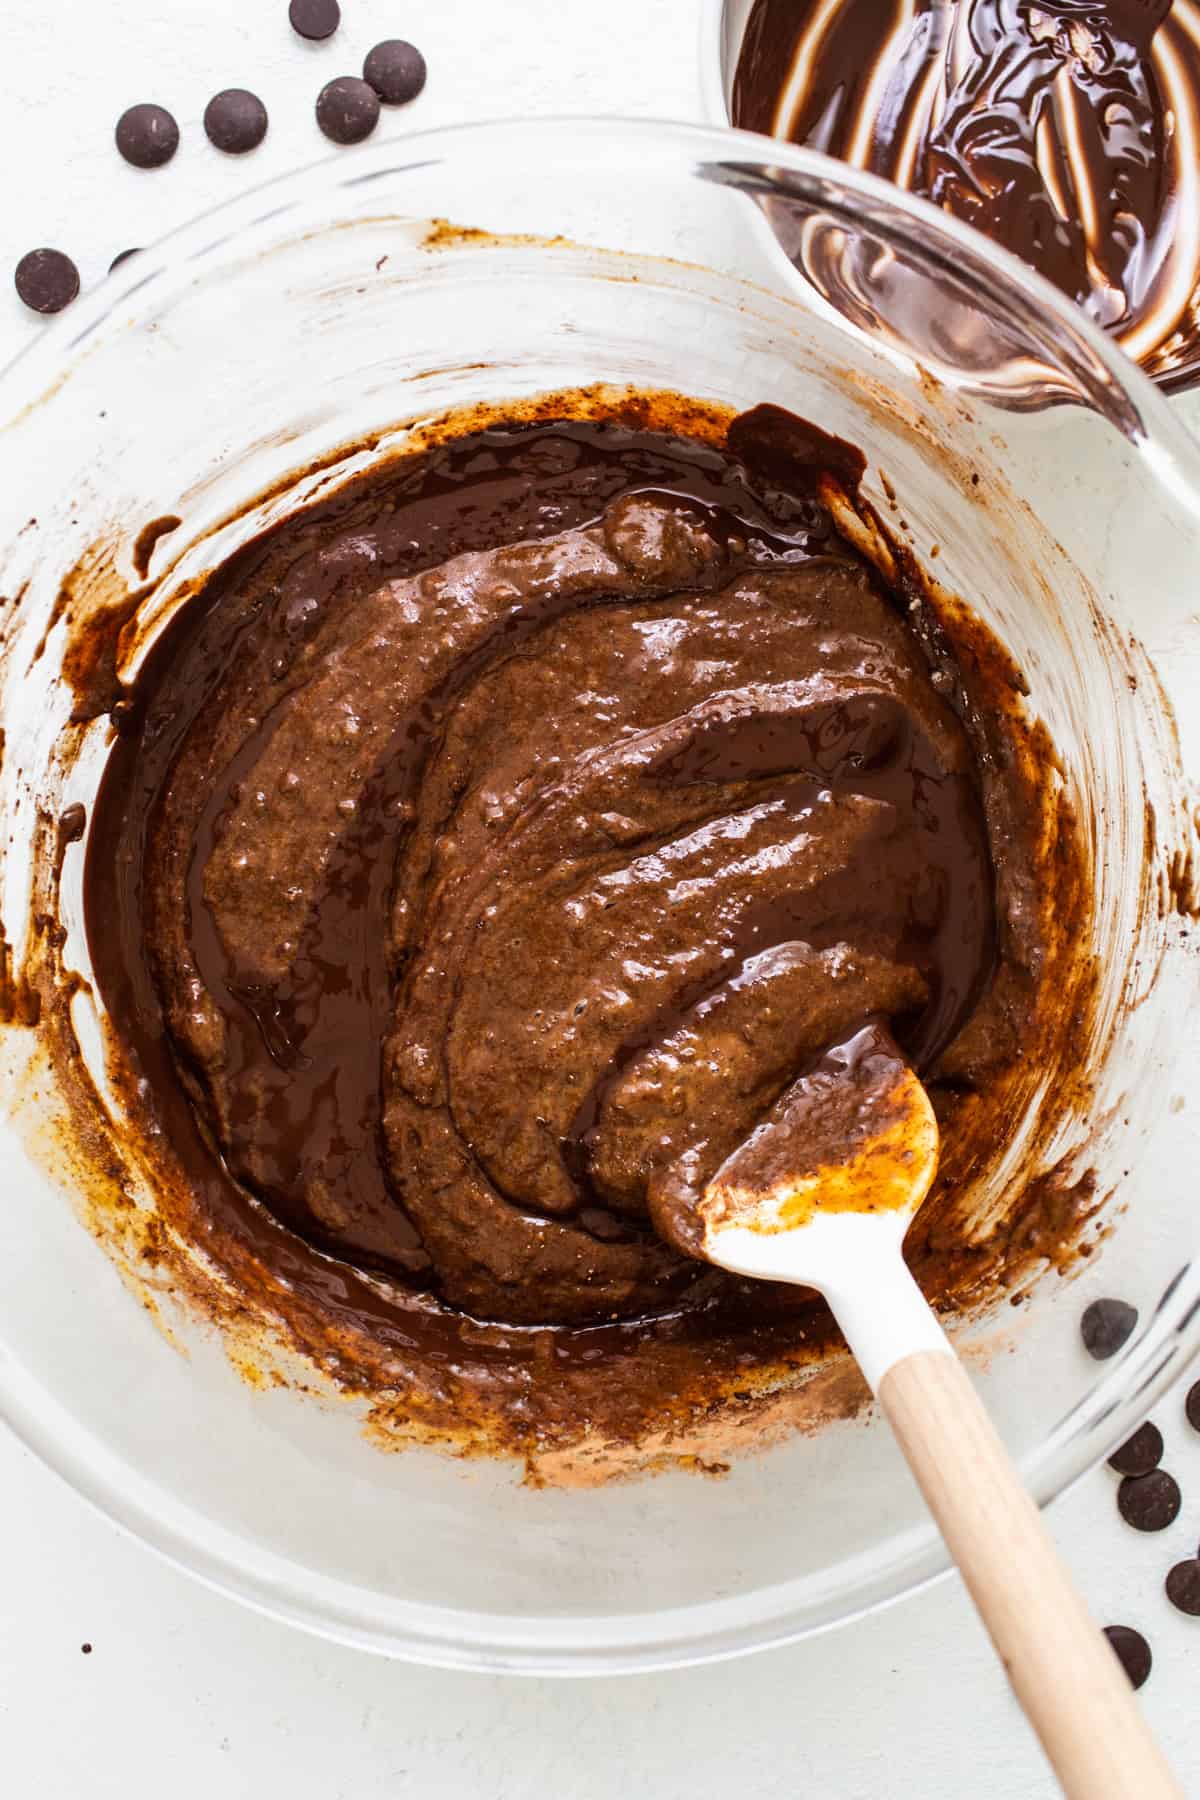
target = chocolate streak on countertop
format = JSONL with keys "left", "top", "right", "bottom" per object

{"left": 27, "top": 390, "right": 1095, "bottom": 1479}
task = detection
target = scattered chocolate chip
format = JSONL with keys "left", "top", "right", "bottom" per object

{"left": 115, "top": 104, "right": 180, "bottom": 170}
{"left": 204, "top": 89, "right": 269, "bottom": 154}
{"left": 14, "top": 249, "right": 80, "bottom": 315}
{"left": 290, "top": 0, "right": 340, "bottom": 41}
{"left": 109, "top": 248, "right": 142, "bottom": 273}
{"left": 315, "top": 77, "right": 380, "bottom": 145}
{"left": 80, "top": 1642, "right": 92, "bottom": 1655}
{"left": 1166, "top": 1559, "right": 1200, "bottom": 1616}
{"left": 1187, "top": 1378, "right": 1200, "bottom": 1433}
{"left": 363, "top": 40, "right": 427, "bottom": 105}
{"left": 1107, "top": 1422, "right": 1163, "bottom": 1477}
{"left": 1117, "top": 1468, "right": 1181, "bottom": 1532}
{"left": 1081, "top": 1297, "right": 1138, "bottom": 1360}
{"left": 1103, "top": 1625, "right": 1152, "bottom": 1690}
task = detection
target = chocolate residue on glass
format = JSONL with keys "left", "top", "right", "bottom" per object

{"left": 24, "top": 391, "right": 1094, "bottom": 1481}
{"left": 132, "top": 515, "right": 182, "bottom": 581}
{"left": 733, "top": 0, "right": 1200, "bottom": 389}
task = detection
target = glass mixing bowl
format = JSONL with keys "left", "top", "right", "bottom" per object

{"left": 0, "top": 120, "right": 1199, "bottom": 1673}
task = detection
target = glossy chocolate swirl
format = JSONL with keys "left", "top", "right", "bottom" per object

{"left": 94, "top": 411, "right": 1000, "bottom": 1332}
{"left": 734, "top": 0, "right": 1200, "bottom": 387}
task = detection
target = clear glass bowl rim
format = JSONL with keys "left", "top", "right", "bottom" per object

{"left": 1, "top": 114, "right": 1198, "bottom": 1674}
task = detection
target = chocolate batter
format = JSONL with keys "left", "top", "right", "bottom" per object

{"left": 733, "top": 0, "right": 1200, "bottom": 389}
{"left": 82, "top": 395, "right": 1088, "bottom": 1473}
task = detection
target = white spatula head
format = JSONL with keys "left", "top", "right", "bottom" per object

{"left": 675, "top": 1020, "right": 940, "bottom": 1293}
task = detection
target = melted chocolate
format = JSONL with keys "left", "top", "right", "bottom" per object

{"left": 733, "top": 0, "right": 1200, "bottom": 388}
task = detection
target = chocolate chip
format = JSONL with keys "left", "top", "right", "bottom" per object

{"left": 109, "top": 248, "right": 141, "bottom": 274}
{"left": 116, "top": 104, "right": 180, "bottom": 170}
{"left": 1117, "top": 1468, "right": 1181, "bottom": 1532}
{"left": 363, "top": 40, "right": 427, "bottom": 105}
{"left": 315, "top": 77, "right": 380, "bottom": 145}
{"left": 290, "top": 0, "right": 340, "bottom": 41}
{"left": 14, "top": 249, "right": 80, "bottom": 315}
{"left": 1103, "top": 1625, "right": 1152, "bottom": 1690}
{"left": 1187, "top": 1378, "right": 1200, "bottom": 1433}
{"left": 1107, "top": 1422, "right": 1163, "bottom": 1477}
{"left": 1081, "top": 1297, "right": 1138, "bottom": 1360}
{"left": 204, "top": 89, "right": 268, "bottom": 154}
{"left": 1166, "top": 1559, "right": 1200, "bottom": 1616}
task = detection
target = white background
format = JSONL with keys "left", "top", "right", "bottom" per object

{"left": 1, "top": 2, "right": 1198, "bottom": 1794}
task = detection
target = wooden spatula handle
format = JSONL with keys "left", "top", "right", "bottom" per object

{"left": 880, "top": 1351, "right": 1182, "bottom": 1799}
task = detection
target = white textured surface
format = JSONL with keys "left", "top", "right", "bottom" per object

{"left": 1, "top": 2, "right": 1198, "bottom": 1794}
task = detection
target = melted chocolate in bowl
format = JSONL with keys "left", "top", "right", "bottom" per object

{"left": 85, "top": 398, "right": 1088, "bottom": 1473}
{"left": 733, "top": 0, "right": 1200, "bottom": 390}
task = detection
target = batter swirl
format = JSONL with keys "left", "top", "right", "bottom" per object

{"left": 119, "top": 407, "right": 994, "bottom": 1328}
{"left": 82, "top": 398, "right": 1087, "bottom": 1470}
